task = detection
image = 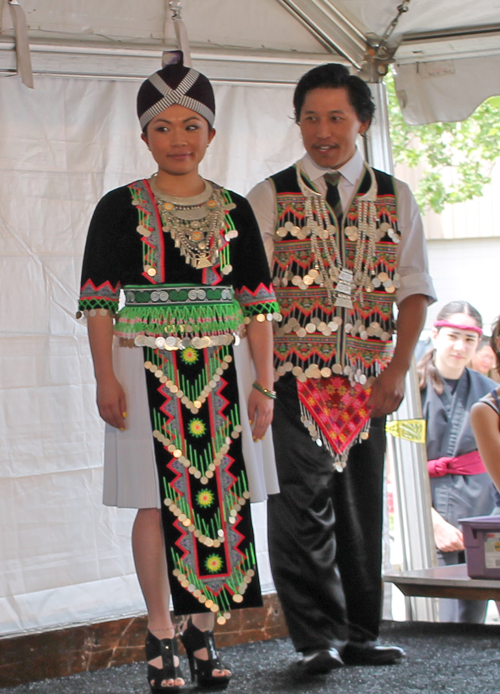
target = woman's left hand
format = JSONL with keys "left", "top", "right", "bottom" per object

{"left": 247, "top": 388, "right": 274, "bottom": 441}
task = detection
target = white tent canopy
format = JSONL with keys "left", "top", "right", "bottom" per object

{"left": 1, "top": 0, "right": 500, "bottom": 638}
{"left": 2, "top": 0, "right": 500, "bottom": 122}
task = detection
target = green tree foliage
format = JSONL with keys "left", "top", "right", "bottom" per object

{"left": 385, "top": 71, "right": 500, "bottom": 213}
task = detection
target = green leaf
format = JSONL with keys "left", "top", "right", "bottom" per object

{"left": 385, "top": 70, "right": 500, "bottom": 214}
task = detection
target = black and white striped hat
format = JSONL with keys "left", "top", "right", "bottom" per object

{"left": 137, "top": 51, "right": 215, "bottom": 131}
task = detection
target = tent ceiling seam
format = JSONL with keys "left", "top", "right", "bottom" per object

{"left": 401, "top": 23, "right": 500, "bottom": 43}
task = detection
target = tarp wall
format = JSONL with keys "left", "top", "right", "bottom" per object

{"left": 0, "top": 73, "right": 304, "bottom": 636}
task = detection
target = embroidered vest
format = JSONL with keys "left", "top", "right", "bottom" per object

{"left": 270, "top": 163, "right": 401, "bottom": 388}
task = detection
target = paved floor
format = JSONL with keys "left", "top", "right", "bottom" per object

{"left": 3, "top": 621, "right": 500, "bottom": 694}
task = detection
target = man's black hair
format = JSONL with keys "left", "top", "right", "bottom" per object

{"left": 293, "top": 63, "right": 375, "bottom": 125}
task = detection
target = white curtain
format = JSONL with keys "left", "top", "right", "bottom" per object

{"left": 0, "top": 73, "right": 304, "bottom": 636}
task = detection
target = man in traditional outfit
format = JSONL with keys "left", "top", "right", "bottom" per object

{"left": 247, "top": 63, "right": 436, "bottom": 675}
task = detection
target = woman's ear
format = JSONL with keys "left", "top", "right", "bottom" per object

{"left": 141, "top": 132, "right": 149, "bottom": 148}
{"left": 208, "top": 127, "right": 217, "bottom": 146}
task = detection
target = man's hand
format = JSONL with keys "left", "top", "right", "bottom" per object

{"left": 432, "top": 508, "right": 465, "bottom": 552}
{"left": 367, "top": 363, "right": 406, "bottom": 418}
{"left": 367, "top": 293, "right": 429, "bottom": 418}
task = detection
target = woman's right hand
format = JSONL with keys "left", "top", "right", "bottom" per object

{"left": 96, "top": 375, "right": 127, "bottom": 430}
{"left": 431, "top": 508, "right": 465, "bottom": 552}
{"left": 248, "top": 387, "right": 274, "bottom": 441}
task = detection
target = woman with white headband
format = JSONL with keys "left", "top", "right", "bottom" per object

{"left": 78, "top": 51, "right": 280, "bottom": 692}
{"left": 417, "top": 300, "right": 496, "bottom": 623}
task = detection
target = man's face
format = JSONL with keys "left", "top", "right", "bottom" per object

{"left": 298, "top": 87, "right": 369, "bottom": 170}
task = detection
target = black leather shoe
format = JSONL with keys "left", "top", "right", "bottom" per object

{"left": 342, "top": 642, "right": 406, "bottom": 666}
{"left": 293, "top": 648, "right": 344, "bottom": 676}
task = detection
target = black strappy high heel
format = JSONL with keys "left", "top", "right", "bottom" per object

{"left": 180, "top": 618, "right": 231, "bottom": 689}
{"left": 145, "top": 630, "right": 184, "bottom": 693}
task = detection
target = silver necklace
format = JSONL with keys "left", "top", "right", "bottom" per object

{"left": 295, "top": 162, "right": 379, "bottom": 308}
{"left": 150, "top": 176, "right": 226, "bottom": 270}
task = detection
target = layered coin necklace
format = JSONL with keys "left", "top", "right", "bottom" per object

{"left": 150, "top": 176, "right": 231, "bottom": 271}
{"left": 295, "top": 162, "right": 387, "bottom": 309}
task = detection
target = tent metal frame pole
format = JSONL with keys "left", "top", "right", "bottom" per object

{"left": 276, "top": 0, "right": 367, "bottom": 68}
{"left": 364, "top": 81, "right": 439, "bottom": 622}
{"left": 0, "top": 38, "right": 341, "bottom": 82}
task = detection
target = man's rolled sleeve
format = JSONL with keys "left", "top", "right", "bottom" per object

{"left": 395, "top": 179, "right": 437, "bottom": 306}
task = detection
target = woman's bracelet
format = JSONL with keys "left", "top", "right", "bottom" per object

{"left": 252, "top": 381, "right": 277, "bottom": 399}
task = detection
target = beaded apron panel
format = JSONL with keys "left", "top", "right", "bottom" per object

{"left": 144, "top": 343, "right": 262, "bottom": 622}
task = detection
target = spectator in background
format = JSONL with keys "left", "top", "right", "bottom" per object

{"left": 418, "top": 300, "right": 496, "bottom": 623}
{"left": 471, "top": 315, "right": 500, "bottom": 514}
{"left": 470, "top": 335, "right": 499, "bottom": 382}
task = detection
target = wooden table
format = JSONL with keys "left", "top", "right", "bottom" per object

{"left": 384, "top": 563, "right": 500, "bottom": 601}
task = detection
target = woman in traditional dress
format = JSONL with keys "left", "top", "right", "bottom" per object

{"left": 77, "top": 52, "right": 279, "bottom": 692}
{"left": 418, "top": 300, "right": 496, "bottom": 623}
{"left": 471, "top": 315, "right": 500, "bottom": 513}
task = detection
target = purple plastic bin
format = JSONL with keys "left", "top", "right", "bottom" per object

{"left": 459, "top": 515, "right": 500, "bottom": 580}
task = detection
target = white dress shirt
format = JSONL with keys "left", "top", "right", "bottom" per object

{"left": 247, "top": 148, "right": 437, "bottom": 306}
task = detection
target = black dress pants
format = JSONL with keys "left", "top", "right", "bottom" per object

{"left": 268, "top": 374, "right": 386, "bottom": 653}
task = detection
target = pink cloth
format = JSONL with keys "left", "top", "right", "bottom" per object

{"left": 427, "top": 450, "right": 486, "bottom": 477}
{"left": 433, "top": 320, "right": 483, "bottom": 336}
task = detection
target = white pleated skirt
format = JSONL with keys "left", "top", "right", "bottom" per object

{"left": 102, "top": 338, "right": 279, "bottom": 508}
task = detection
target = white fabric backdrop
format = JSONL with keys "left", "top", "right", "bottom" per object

{"left": 0, "top": 73, "right": 304, "bottom": 636}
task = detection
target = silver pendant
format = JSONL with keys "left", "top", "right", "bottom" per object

{"left": 335, "top": 295, "right": 353, "bottom": 309}
{"left": 336, "top": 281, "right": 352, "bottom": 296}
{"left": 196, "top": 256, "right": 213, "bottom": 269}
{"left": 339, "top": 269, "right": 354, "bottom": 283}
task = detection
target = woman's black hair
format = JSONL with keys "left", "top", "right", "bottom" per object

{"left": 477, "top": 335, "right": 491, "bottom": 351}
{"left": 417, "top": 300, "right": 483, "bottom": 394}
{"left": 293, "top": 63, "right": 376, "bottom": 125}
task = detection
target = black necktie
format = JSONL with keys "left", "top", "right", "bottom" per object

{"left": 324, "top": 171, "right": 343, "bottom": 226}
